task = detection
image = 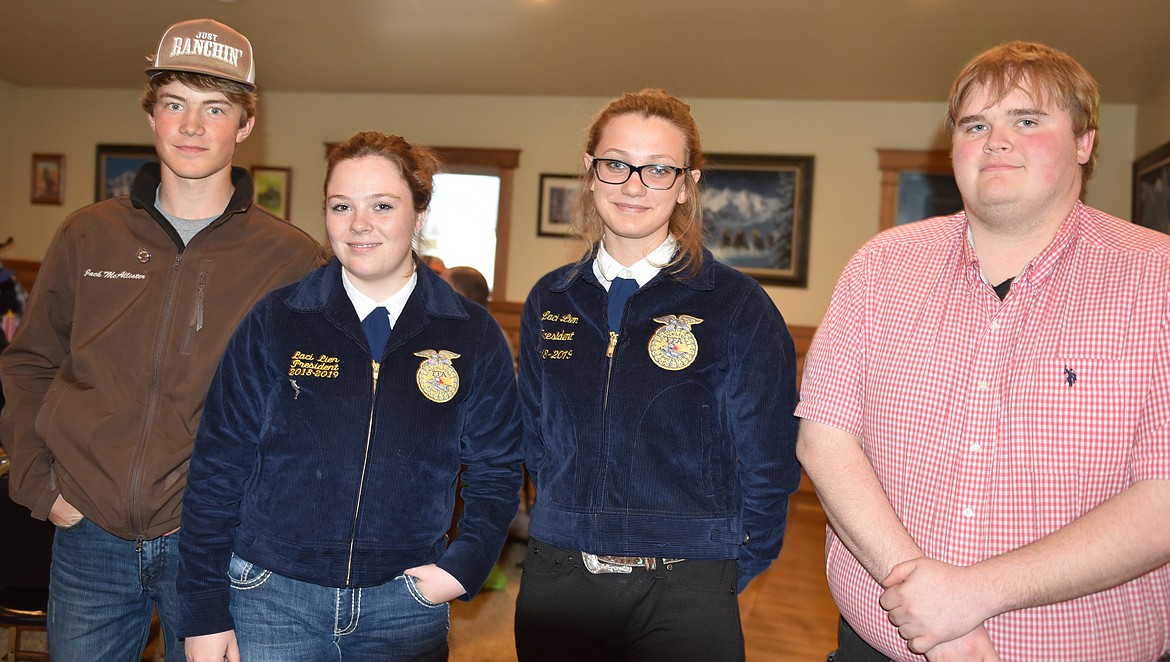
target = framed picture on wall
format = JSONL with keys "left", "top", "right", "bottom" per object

{"left": 252, "top": 166, "right": 293, "bottom": 219}
{"left": 1133, "top": 140, "right": 1170, "bottom": 235}
{"left": 700, "top": 153, "right": 814, "bottom": 287}
{"left": 877, "top": 149, "right": 962, "bottom": 230}
{"left": 537, "top": 173, "right": 579, "bottom": 237}
{"left": 31, "top": 154, "right": 65, "bottom": 205}
{"left": 95, "top": 144, "right": 157, "bottom": 201}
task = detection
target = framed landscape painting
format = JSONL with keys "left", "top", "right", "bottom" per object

{"left": 700, "top": 153, "right": 814, "bottom": 287}
{"left": 95, "top": 144, "right": 157, "bottom": 201}
{"left": 31, "top": 154, "right": 64, "bottom": 205}
{"left": 537, "top": 173, "right": 579, "bottom": 237}
{"left": 252, "top": 166, "right": 293, "bottom": 219}
{"left": 1133, "top": 141, "right": 1170, "bottom": 235}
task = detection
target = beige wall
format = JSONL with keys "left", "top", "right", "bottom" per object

{"left": 1136, "top": 63, "right": 1170, "bottom": 155}
{"left": 0, "top": 87, "right": 1138, "bottom": 327}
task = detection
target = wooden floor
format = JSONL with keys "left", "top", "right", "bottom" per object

{"left": 740, "top": 486, "right": 838, "bottom": 661}
{"left": 448, "top": 485, "right": 839, "bottom": 662}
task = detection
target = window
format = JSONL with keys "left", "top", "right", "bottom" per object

{"left": 427, "top": 147, "right": 518, "bottom": 300}
{"left": 424, "top": 172, "right": 501, "bottom": 291}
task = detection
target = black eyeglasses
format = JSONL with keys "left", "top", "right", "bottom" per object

{"left": 590, "top": 158, "right": 690, "bottom": 190}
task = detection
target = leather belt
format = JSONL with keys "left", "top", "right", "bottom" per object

{"left": 582, "top": 551, "right": 687, "bottom": 574}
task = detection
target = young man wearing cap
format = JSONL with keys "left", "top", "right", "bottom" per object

{"left": 0, "top": 18, "right": 321, "bottom": 661}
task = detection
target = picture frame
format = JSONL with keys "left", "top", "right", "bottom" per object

{"left": 877, "top": 149, "right": 962, "bottom": 230}
{"left": 537, "top": 173, "right": 579, "bottom": 237}
{"left": 701, "top": 153, "right": 814, "bottom": 287}
{"left": 1133, "top": 140, "right": 1170, "bottom": 235}
{"left": 251, "top": 166, "right": 293, "bottom": 219}
{"left": 95, "top": 144, "right": 157, "bottom": 201}
{"left": 31, "top": 153, "right": 64, "bottom": 205}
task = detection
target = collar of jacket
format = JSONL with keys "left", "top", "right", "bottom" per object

{"left": 129, "top": 162, "right": 256, "bottom": 217}
{"left": 283, "top": 257, "right": 471, "bottom": 325}
{"left": 128, "top": 163, "right": 257, "bottom": 249}
{"left": 550, "top": 245, "right": 718, "bottom": 294}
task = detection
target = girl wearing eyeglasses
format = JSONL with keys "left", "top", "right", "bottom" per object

{"left": 514, "top": 88, "right": 801, "bottom": 661}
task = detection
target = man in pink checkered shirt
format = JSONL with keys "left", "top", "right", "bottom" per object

{"left": 797, "top": 41, "right": 1170, "bottom": 662}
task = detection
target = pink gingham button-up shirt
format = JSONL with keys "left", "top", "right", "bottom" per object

{"left": 797, "top": 203, "right": 1170, "bottom": 661}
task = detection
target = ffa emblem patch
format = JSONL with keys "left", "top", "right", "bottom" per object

{"left": 648, "top": 315, "right": 703, "bottom": 371}
{"left": 414, "top": 349, "right": 461, "bottom": 403}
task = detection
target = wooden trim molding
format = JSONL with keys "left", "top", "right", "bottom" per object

{"left": 877, "top": 149, "right": 952, "bottom": 230}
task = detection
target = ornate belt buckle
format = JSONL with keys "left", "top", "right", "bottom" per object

{"left": 582, "top": 552, "right": 633, "bottom": 574}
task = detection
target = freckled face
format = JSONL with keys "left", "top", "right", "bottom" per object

{"left": 950, "top": 82, "right": 1093, "bottom": 229}
{"left": 325, "top": 155, "right": 423, "bottom": 300}
{"left": 146, "top": 80, "right": 253, "bottom": 182}
{"left": 586, "top": 114, "right": 695, "bottom": 257}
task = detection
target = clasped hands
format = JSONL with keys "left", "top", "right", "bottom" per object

{"left": 879, "top": 557, "right": 1001, "bottom": 661}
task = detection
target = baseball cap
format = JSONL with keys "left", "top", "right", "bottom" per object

{"left": 145, "top": 19, "right": 255, "bottom": 91}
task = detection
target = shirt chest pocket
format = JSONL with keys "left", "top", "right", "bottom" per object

{"left": 1012, "top": 357, "right": 1137, "bottom": 478}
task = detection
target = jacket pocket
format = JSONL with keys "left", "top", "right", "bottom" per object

{"left": 700, "top": 405, "right": 715, "bottom": 498}
{"left": 34, "top": 382, "right": 75, "bottom": 442}
{"left": 180, "top": 266, "right": 211, "bottom": 356}
{"left": 626, "top": 384, "right": 730, "bottom": 515}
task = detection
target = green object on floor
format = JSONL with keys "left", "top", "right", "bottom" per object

{"left": 482, "top": 563, "right": 507, "bottom": 591}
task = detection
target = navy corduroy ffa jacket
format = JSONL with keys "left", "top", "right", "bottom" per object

{"left": 177, "top": 259, "right": 522, "bottom": 637}
{"left": 519, "top": 249, "right": 800, "bottom": 592}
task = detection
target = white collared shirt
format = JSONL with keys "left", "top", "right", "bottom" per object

{"left": 341, "top": 268, "right": 417, "bottom": 327}
{"left": 592, "top": 235, "right": 677, "bottom": 291}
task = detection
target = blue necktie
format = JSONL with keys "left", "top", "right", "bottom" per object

{"left": 607, "top": 277, "right": 638, "bottom": 332}
{"left": 362, "top": 306, "right": 391, "bottom": 358}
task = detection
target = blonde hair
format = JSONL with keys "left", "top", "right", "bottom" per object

{"left": 573, "top": 88, "right": 705, "bottom": 277}
{"left": 945, "top": 41, "right": 1099, "bottom": 179}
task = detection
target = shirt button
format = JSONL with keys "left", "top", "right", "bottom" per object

{"left": 962, "top": 507, "right": 975, "bottom": 518}
{"left": 989, "top": 320, "right": 1000, "bottom": 330}
{"left": 977, "top": 380, "right": 989, "bottom": 391}
{"left": 970, "top": 442, "right": 981, "bottom": 452}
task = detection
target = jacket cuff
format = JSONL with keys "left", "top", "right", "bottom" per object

{"left": 436, "top": 541, "right": 494, "bottom": 601}
{"left": 176, "top": 589, "right": 235, "bottom": 638}
{"left": 30, "top": 484, "right": 59, "bottom": 522}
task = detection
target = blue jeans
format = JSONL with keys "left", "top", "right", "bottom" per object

{"left": 48, "top": 517, "right": 183, "bottom": 662}
{"left": 228, "top": 554, "right": 450, "bottom": 661}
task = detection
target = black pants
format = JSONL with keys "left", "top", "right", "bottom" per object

{"left": 514, "top": 539, "right": 744, "bottom": 662}
{"left": 828, "top": 616, "right": 1170, "bottom": 662}
{"left": 828, "top": 618, "right": 894, "bottom": 662}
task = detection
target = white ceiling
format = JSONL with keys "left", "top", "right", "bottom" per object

{"left": 4, "top": 0, "right": 1170, "bottom": 104}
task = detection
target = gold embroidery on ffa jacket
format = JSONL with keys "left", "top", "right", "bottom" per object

{"left": 414, "top": 349, "right": 461, "bottom": 403}
{"left": 648, "top": 315, "right": 703, "bottom": 370}
{"left": 541, "top": 310, "right": 579, "bottom": 324}
{"left": 288, "top": 350, "right": 340, "bottom": 378}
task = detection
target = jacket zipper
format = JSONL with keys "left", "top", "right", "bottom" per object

{"left": 345, "top": 359, "right": 380, "bottom": 586}
{"left": 128, "top": 253, "right": 184, "bottom": 536}
{"left": 595, "top": 330, "right": 620, "bottom": 533}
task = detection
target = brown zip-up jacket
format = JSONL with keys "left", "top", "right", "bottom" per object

{"left": 0, "top": 163, "right": 322, "bottom": 540}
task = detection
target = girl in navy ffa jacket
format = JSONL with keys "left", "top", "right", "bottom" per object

{"left": 514, "top": 89, "right": 801, "bottom": 662}
{"left": 177, "top": 131, "right": 522, "bottom": 662}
